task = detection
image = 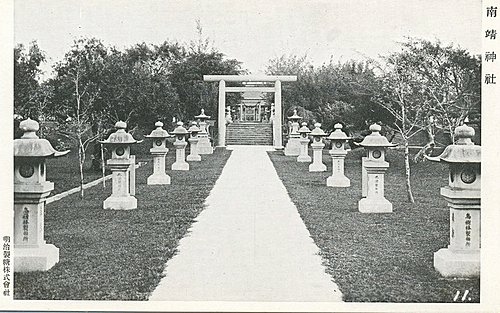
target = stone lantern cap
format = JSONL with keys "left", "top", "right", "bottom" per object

{"left": 14, "top": 118, "right": 70, "bottom": 158}
{"left": 357, "top": 123, "right": 397, "bottom": 148}
{"left": 310, "top": 123, "right": 327, "bottom": 137}
{"left": 327, "top": 123, "right": 352, "bottom": 140}
{"left": 187, "top": 121, "right": 201, "bottom": 133}
{"left": 195, "top": 109, "right": 210, "bottom": 120}
{"left": 298, "top": 122, "right": 311, "bottom": 135}
{"left": 145, "top": 121, "right": 172, "bottom": 138}
{"left": 100, "top": 121, "right": 140, "bottom": 145}
{"left": 172, "top": 121, "right": 188, "bottom": 135}
{"left": 426, "top": 124, "right": 480, "bottom": 163}
{"left": 288, "top": 109, "right": 302, "bottom": 121}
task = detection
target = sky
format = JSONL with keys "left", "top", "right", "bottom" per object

{"left": 14, "top": 0, "right": 481, "bottom": 77}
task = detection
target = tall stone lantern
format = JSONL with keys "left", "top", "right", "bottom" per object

{"left": 284, "top": 109, "right": 302, "bottom": 156}
{"left": 13, "top": 118, "right": 69, "bottom": 272}
{"left": 326, "top": 123, "right": 352, "bottom": 187}
{"left": 145, "top": 121, "right": 172, "bottom": 185}
{"left": 171, "top": 121, "right": 189, "bottom": 171}
{"left": 309, "top": 123, "right": 328, "bottom": 172}
{"left": 100, "top": 121, "right": 140, "bottom": 210}
{"left": 187, "top": 121, "right": 202, "bottom": 162}
{"left": 195, "top": 109, "right": 213, "bottom": 154}
{"left": 357, "top": 123, "right": 397, "bottom": 213}
{"left": 426, "top": 124, "right": 480, "bottom": 277}
{"left": 297, "top": 122, "right": 311, "bottom": 162}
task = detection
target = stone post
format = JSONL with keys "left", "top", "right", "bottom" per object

{"left": 171, "top": 121, "right": 189, "bottom": 171}
{"left": 128, "top": 155, "right": 136, "bottom": 196}
{"left": 326, "top": 123, "right": 352, "bottom": 187}
{"left": 284, "top": 109, "right": 302, "bottom": 156}
{"left": 196, "top": 109, "right": 213, "bottom": 154}
{"left": 218, "top": 80, "right": 226, "bottom": 147}
{"left": 297, "top": 122, "right": 311, "bottom": 162}
{"left": 361, "top": 156, "right": 368, "bottom": 197}
{"left": 426, "top": 124, "right": 480, "bottom": 277}
{"left": 274, "top": 81, "right": 283, "bottom": 149}
{"left": 13, "top": 118, "right": 69, "bottom": 272}
{"left": 187, "top": 121, "right": 202, "bottom": 162}
{"left": 357, "top": 124, "right": 397, "bottom": 213}
{"left": 100, "top": 121, "right": 140, "bottom": 210}
{"left": 145, "top": 121, "right": 171, "bottom": 185}
{"left": 309, "top": 123, "right": 327, "bottom": 172}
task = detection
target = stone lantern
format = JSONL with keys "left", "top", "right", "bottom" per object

{"left": 171, "top": 121, "right": 189, "bottom": 171}
{"left": 326, "top": 123, "right": 352, "bottom": 187}
{"left": 297, "top": 122, "right": 311, "bottom": 162}
{"left": 284, "top": 109, "right": 302, "bottom": 156}
{"left": 13, "top": 118, "right": 69, "bottom": 272}
{"left": 309, "top": 123, "right": 328, "bottom": 172}
{"left": 100, "top": 121, "right": 140, "bottom": 210}
{"left": 426, "top": 124, "right": 480, "bottom": 277}
{"left": 187, "top": 121, "right": 202, "bottom": 162}
{"left": 145, "top": 121, "right": 172, "bottom": 185}
{"left": 356, "top": 123, "right": 397, "bottom": 213}
{"left": 195, "top": 109, "right": 213, "bottom": 154}
{"left": 225, "top": 106, "right": 233, "bottom": 124}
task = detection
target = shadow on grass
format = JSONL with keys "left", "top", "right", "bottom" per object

{"left": 268, "top": 148, "right": 480, "bottom": 303}
{"left": 14, "top": 148, "right": 232, "bottom": 300}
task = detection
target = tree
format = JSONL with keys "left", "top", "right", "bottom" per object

{"left": 371, "top": 38, "right": 481, "bottom": 203}
{"left": 14, "top": 41, "right": 54, "bottom": 137}
{"left": 265, "top": 55, "right": 388, "bottom": 133}
{"left": 48, "top": 37, "right": 111, "bottom": 198}
{"left": 169, "top": 21, "right": 245, "bottom": 124}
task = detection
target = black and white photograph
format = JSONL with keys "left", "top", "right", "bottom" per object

{"left": 1, "top": 0, "right": 499, "bottom": 311}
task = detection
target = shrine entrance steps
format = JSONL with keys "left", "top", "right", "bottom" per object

{"left": 149, "top": 145, "right": 342, "bottom": 301}
{"left": 226, "top": 123, "right": 273, "bottom": 145}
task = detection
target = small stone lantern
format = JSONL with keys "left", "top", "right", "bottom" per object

{"left": 426, "top": 124, "right": 480, "bottom": 277}
{"left": 284, "top": 109, "right": 302, "bottom": 156}
{"left": 145, "top": 121, "right": 172, "bottom": 185}
{"left": 297, "top": 122, "right": 311, "bottom": 162}
{"left": 195, "top": 109, "right": 213, "bottom": 155}
{"left": 171, "top": 121, "right": 189, "bottom": 171}
{"left": 187, "top": 121, "right": 202, "bottom": 162}
{"left": 309, "top": 123, "right": 328, "bottom": 172}
{"left": 357, "top": 123, "right": 397, "bottom": 213}
{"left": 326, "top": 123, "right": 352, "bottom": 187}
{"left": 13, "top": 118, "right": 69, "bottom": 272}
{"left": 225, "top": 106, "right": 233, "bottom": 124}
{"left": 100, "top": 121, "right": 140, "bottom": 210}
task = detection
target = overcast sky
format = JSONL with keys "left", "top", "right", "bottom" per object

{"left": 14, "top": 0, "right": 481, "bottom": 76}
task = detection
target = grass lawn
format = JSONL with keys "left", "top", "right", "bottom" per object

{"left": 45, "top": 150, "right": 105, "bottom": 195}
{"left": 14, "top": 148, "right": 231, "bottom": 300}
{"left": 268, "top": 148, "right": 480, "bottom": 303}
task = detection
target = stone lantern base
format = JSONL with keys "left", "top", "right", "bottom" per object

{"left": 434, "top": 248, "right": 480, "bottom": 277}
{"left": 186, "top": 154, "right": 201, "bottom": 162}
{"left": 297, "top": 154, "right": 311, "bottom": 162}
{"left": 358, "top": 197, "right": 393, "bottom": 213}
{"left": 147, "top": 173, "right": 171, "bottom": 185}
{"left": 309, "top": 162, "right": 326, "bottom": 172}
{"left": 327, "top": 175, "right": 350, "bottom": 187}
{"left": 284, "top": 137, "right": 301, "bottom": 156}
{"left": 197, "top": 137, "right": 213, "bottom": 154}
{"left": 14, "top": 243, "right": 59, "bottom": 272}
{"left": 104, "top": 195, "right": 137, "bottom": 210}
{"left": 172, "top": 162, "right": 189, "bottom": 171}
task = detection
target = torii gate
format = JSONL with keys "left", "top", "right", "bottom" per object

{"left": 203, "top": 75, "right": 297, "bottom": 149}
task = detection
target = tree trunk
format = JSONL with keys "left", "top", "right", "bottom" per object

{"left": 404, "top": 139, "right": 415, "bottom": 203}
{"left": 413, "top": 126, "right": 435, "bottom": 163}
{"left": 78, "top": 138, "right": 85, "bottom": 199}
{"left": 101, "top": 143, "right": 106, "bottom": 188}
